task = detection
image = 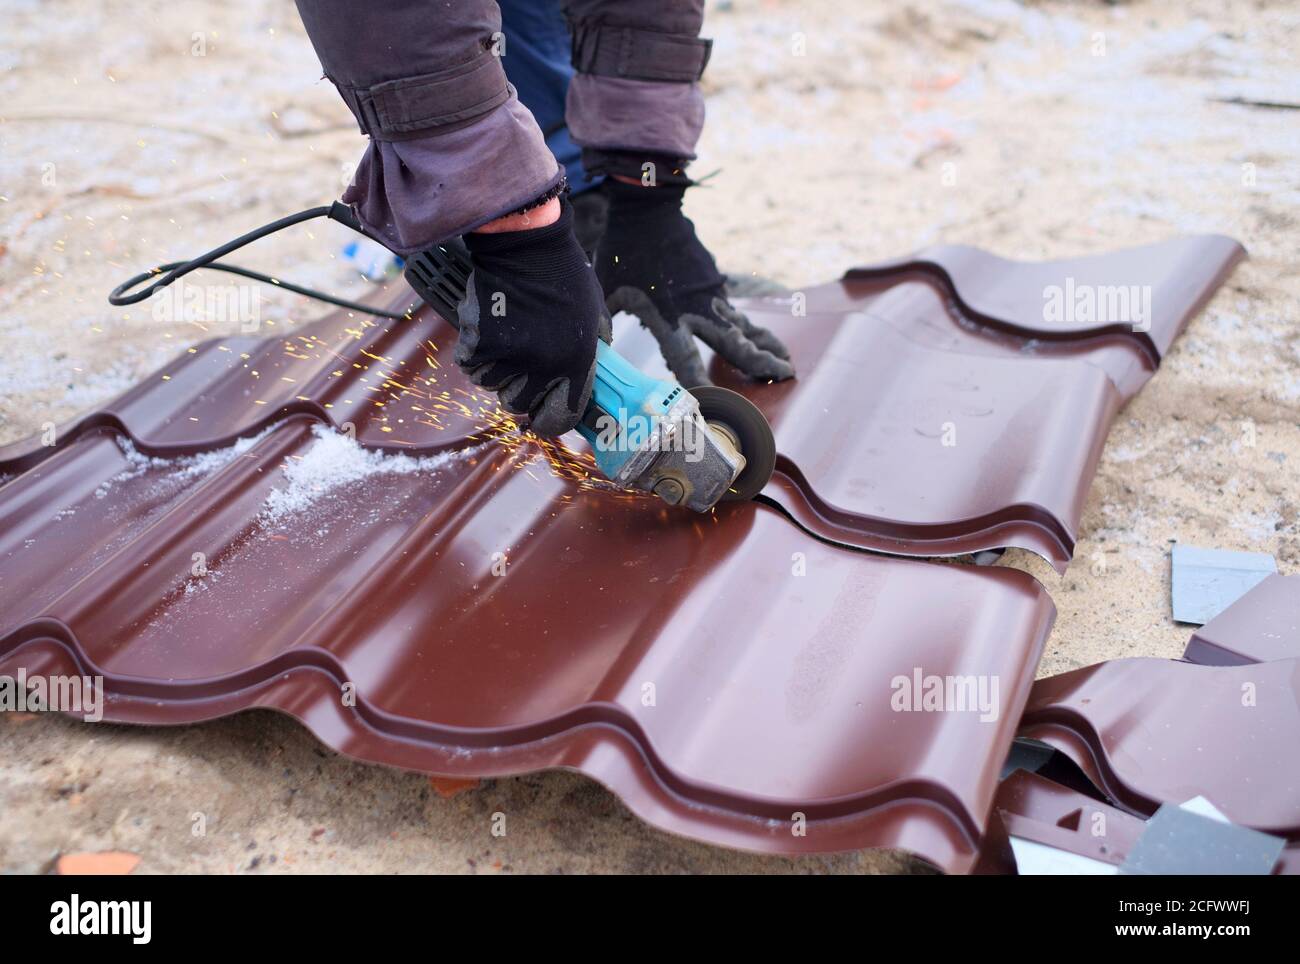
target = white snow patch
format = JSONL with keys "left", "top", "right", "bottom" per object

{"left": 184, "top": 571, "right": 221, "bottom": 595}
{"left": 97, "top": 427, "right": 274, "bottom": 498}
{"left": 260, "top": 424, "right": 477, "bottom": 524}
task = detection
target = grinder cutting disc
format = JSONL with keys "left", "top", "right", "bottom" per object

{"left": 690, "top": 386, "right": 777, "bottom": 502}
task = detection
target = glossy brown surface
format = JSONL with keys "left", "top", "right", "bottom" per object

{"left": 0, "top": 412, "right": 1055, "bottom": 869}
{"left": 1184, "top": 573, "right": 1300, "bottom": 666}
{"left": 631, "top": 235, "right": 1243, "bottom": 569}
{"left": 1019, "top": 657, "right": 1300, "bottom": 838}
{"left": 847, "top": 236, "right": 1243, "bottom": 362}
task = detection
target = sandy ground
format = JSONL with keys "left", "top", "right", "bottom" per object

{"left": 1, "top": 0, "right": 1297, "bottom": 873}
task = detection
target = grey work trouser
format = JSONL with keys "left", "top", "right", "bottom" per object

{"left": 294, "top": 0, "right": 708, "bottom": 254}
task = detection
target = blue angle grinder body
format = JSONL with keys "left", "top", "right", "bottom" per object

{"left": 404, "top": 243, "right": 776, "bottom": 511}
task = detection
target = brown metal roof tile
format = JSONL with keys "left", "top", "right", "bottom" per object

{"left": 1018, "top": 657, "right": 1300, "bottom": 838}
{"left": 626, "top": 235, "right": 1244, "bottom": 569}
{"left": 0, "top": 234, "right": 1242, "bottom": 868}
{"left": 0, "top": 413, "right": 1055, "bottom": 871}
{"left": 844, "top": 234, "right": 1244, "bottom": 362}
{"left": 0, "top": 235, "right": 1242, "bottom": 572}
{"left": 0, "top": 285, "right": 455, "bottom": 471}
{"left": 1183, "top": 573, "right": 1300, "bottom": 666}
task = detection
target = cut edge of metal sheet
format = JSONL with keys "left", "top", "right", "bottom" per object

{"left": 1019, "top": 715, "right": 1163, "bottom": 821}
{"left": 992, "top": 770, "right": 1147, "bottom": 872}
{"left": 847, "top": 258, "right": 1163, "bottom": 367}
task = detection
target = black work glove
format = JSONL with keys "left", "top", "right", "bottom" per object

{"left": 595, "top": 179, "right": 795, "bottom": 388}
{"left": 456, "top": 197, "right": 606, "bottom": 437}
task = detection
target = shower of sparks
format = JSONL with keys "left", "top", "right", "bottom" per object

{"left": 247, "top": 327, "right": 648, "bottom": 505}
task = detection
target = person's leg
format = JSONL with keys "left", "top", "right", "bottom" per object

{"left": 496, "top": 0, "right": 607, "bottom": 252}
{"left": 496, "top": 0, "right": 590, "bottom": 194}
{"left": 558, "top": 1, "right": 794, "bottom": 386}
{"left": 559, "top": 0, "right": 708, "bottom": 184}
{"left": 295, "top": 0, "right": 562, "bottom": 253}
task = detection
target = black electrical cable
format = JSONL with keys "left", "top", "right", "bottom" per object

{"left": 108, "top": 202, "right": 419, "bottom": 321}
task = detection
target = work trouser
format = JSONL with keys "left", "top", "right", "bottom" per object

{"left": 293, "top": 0, "right": 710, "bottom": 254}
{"left": 496, "top": 0, "right": 593, "bottom": 197}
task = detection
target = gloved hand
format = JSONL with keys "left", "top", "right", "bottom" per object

{"left": 457, "top": 197, "right": 607, "bottom": 437}
{"left": 595, "top": 179, "right": 795, "bottom": 388}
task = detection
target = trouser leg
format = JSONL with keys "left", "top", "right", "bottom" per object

{"left": 497, "top": 0, "right": 597, "bottom": 195}
{"left": 560, "top": 0, "right": 709, "bottom": 184}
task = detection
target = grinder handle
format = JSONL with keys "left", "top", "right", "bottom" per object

{"left": 402, "top": 241, "right": 473, "bottom": 332}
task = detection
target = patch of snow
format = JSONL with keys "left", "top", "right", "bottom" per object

{"left": 97, "top": 427, "right": 274, "bottom": 498}
{"left": 183, "top": 570, "right": 221, "bottom": 596}
{"left": 260, "top": 423, "right": 479, "bottom": 524}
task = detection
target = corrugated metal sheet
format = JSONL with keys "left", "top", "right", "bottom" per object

{"left": 1020, "top": 656, "right": 1300, "bottom": 838}
{"left": 0, "top": 411, "right": 1054, "bottom": 870}
{"left": 727, "top": 235, "right": 1245, "bottom": 570}
{"left": 0, "top": 234, "right": 1242, "bottom": 870}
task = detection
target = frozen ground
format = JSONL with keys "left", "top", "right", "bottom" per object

{"left": 1, "top": 0, "right": 1297, "bottom": 873}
